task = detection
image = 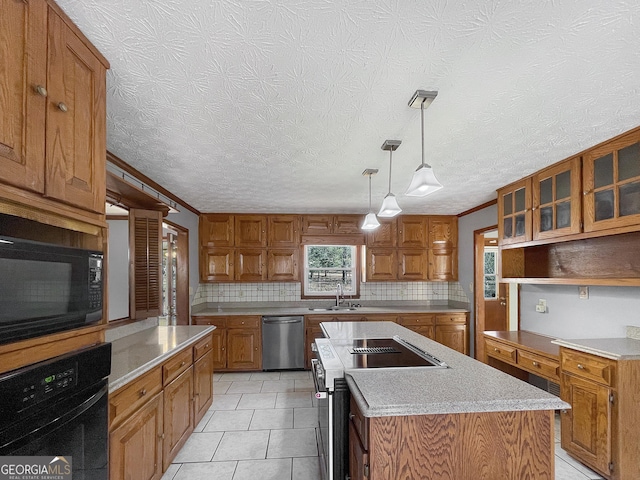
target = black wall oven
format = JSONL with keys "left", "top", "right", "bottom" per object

{"left": 0, "top": 236, "right": 103, "bottom": 345}
{"left": 0, "top": 343, "right": 112, "bottom": 480}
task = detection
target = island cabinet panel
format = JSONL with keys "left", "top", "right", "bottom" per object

{"left": 350, "top": 403, "right": 554, "bottom": 480}
{"left": 109, "top": 391, "right": 164, "bottom": 480}
{"left": 162, "top": 367, "right": 194, "bottom": 471}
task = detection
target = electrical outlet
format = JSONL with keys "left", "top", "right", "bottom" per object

{"left": 579, "top": 286, "right": 589, "bottom": 299}
{"left": 536, "top": 299, "right": 547, "bottom": 313}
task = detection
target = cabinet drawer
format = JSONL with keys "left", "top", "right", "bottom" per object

{"left": 163, "top": 348, "right": 193, "bottom": 386}
{"left": 109, "top": 366, "right": 162, "bottom": 428}
{"left": 485, "top": 339, "right": 517, "bottom": 364}
{"left": 398, "top": 314, "right": 435, "bottom": 326}
{"left": 194, "top": 335, "right": 213, "bottom": 361}
{"left": 227, "top": 316, "right": 260, "bottom": 329}
{"left": 435, "top": 314, "right": 466, "bottom": 325}
{"left": 518, "top": 350, "right": 559, "bottom": 381}
{"left": 561, "top": 349, "right": 616, "bottom": 386}
{"left": 192, "top": 316, "right": 227, "bottom": 328}
{"left": 349, "top": 397, "right": 369, "bottom": 450}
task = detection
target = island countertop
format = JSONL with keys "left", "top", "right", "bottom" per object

{"left": 109, "top": 326, "right": 215, "bottom": 392}
{"left": 321, "top": 321, "right": 568, "bottom": 417}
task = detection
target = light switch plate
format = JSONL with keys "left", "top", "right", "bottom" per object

{"left": 579, "top": 286, "right": 589, "bottom": 299}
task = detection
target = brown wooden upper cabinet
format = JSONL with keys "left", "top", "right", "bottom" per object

{"left": 428, "top": 216, "right": 457, "bottom": 249}
{"left": 235, "top": 215, "right": 267, "bottom": 247}
{"left": 199, "top": 214, "right": 234, "bottom": 247}
{"left": 0, "top": 0, "right": 108, "bottom": 215}
{"left": 302, "top": 215, "right": 361, "bottom": 234}
{"left": 268, "top": 215, "right": 300, "bottom": 247}
{"left": 583, "top": 129, "right": 640, "bottom": 233}
{"left": 498, "top": 178, "right": 532, "bottom": 245}
{"left": 532, "top": 157, "right": 582, "bottom": 240}
{"left": 398, "top": 216, "right": 428, "bottom": 247}
{"left": 366, "top": 218, "right": 397, "bottom": 247}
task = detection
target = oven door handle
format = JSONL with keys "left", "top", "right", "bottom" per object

{"left": 311, "top": 359, "right": 328, "bottom": 399}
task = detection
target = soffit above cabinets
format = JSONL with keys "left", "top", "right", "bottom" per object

{"left": 57, "top": 0, "right": 640, "bottom": 214}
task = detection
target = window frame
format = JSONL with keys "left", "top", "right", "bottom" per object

{"left": 302, "top": 244, "right": 361, "bottom": 299}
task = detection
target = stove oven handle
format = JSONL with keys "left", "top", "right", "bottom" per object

{"left": 311, "top": 359, "right": 327, "bottom": 399}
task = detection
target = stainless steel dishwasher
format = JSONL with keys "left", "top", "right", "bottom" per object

{"left": 262, "top": 316, "right": 305, "bottom": 370}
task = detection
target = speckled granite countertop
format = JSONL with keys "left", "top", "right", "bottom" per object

{"left": 552, "top": 337, "right": 640, "bottom": 360}
{"left": 321, "top": 322, "right": 568, "bottom": 417}
{"left": 109, "top": 326, "right": 215, "bottom": 392}
{"left": 192, "top": 303, "right": 468, "bottom": 317}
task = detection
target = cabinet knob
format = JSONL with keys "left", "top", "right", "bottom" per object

{"left": 532, "top": 361, "right": 539, "bottom": 367}
{"left": 140, "top": 388, "right": 147, "bottom": 396}
{"left": 57, "top": 102, "right": 68, "bottom": 112}
{"left": 349, "top": 413, "right": 355, "bottom": 420}
{"left": 577, "top": 364, "right": 585, "bottom": 370}
{"left": 34, "top": 85, "right": 47, "bottom": 97}
{"left": 206, "top": 344, "right": 210, "bottom": 348}
{"left": 159, "top": 433, "right": 165, "bottom": 439}
{"left": 181, "top": 361, "right": 186, "bottom": 366}
{"left": 494, "top": 348, "right": 499, "bottom": 352}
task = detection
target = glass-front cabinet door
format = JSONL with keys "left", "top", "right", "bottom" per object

{"left": 498, "top": 178, "right": 532, "bottom": 245}
{"left": 532, "top": 156, "right": 582, "bottom": 240}
{"left": 583, "top": 130, "right": 640, "bottom": 232}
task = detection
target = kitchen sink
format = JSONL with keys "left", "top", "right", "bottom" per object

{"left": 308, "top": 306, "right": 358, "bottom": 311}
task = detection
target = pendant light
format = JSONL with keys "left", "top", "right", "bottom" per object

{"left": 361, "top": 169, "right": 380, "bottom": 230}
{"left": 378, "top": 139, "right": 402, "bottom": 217}
{"left": 405, "top": 90, "right": 443, "bottom": 197}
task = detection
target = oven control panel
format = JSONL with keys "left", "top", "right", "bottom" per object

{"left": 19, "top": 363, "right": 78, "bottom": 408}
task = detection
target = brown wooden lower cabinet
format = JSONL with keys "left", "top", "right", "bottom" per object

{"left": 348, "top": 397, "right": 554, "bottom": 480}
{"left": 162, "top": 367, "right": 194, "bottom": 471}
{"left": 559, "top": 347, "right": 640, "bottom": 480}
{"left": 108, "top": 333, "right": 214, "bottom": 480}
{"left": 192, "top": 316, "right": 261, "bottom": 371}
{"left": 109, "top": 391, "right": 164, "bottom": 480}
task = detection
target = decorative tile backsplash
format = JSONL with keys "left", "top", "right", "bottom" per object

{"left": 192, "top": 282, "right": 469, "bottom": 305}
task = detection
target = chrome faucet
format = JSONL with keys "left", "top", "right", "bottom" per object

{"left": 336, "top": 283, "right": 344, "bottom": 307}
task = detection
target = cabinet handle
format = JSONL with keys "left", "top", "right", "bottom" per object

{"left": 57, "top": 102, "right": 68, "bottom": 112}
{"left": 494, "top": 348, "right": 500, "bottom": 352}
{"left": 577, "top": 364, "right": 585, "bottom": 370}
{"left": 349, "top": 413, "right": 355, "bottom": 420}
{"left": 206, "top": 344, "right": 210, "bottom": 348}
{"left": 181, "top": 361, "right": 186, "bottom": 367}
{"left": 140, "top": 388, "right": 147, "bottom": 396}
{"left": 532, "top": 361, "right": 539, "bottom": 367}
{"left": 159, "top": 433, "right": 165, "bottom": 439}
{"left": 34, "top": 85, "right": 47, "bottom": 97}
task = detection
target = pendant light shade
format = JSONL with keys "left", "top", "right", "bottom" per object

{"left": 361, "top": 212, "right": 380, "bottom": 230}
{"left": 405, "top": 90, "right": 443, "bottom": 197}
{"left": 361, "top": 169, "right": 380, "bottom": 230}
{"left": 378, "top": 140, "right": 402, "bottom": 217}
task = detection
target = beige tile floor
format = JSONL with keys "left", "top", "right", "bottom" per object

{"left": 160, "top": 371, "right": 603, "bottom": 480}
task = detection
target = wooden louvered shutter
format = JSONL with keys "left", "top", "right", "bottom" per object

{"left": 129, "top": 209, "right": 162, "bottom": 319}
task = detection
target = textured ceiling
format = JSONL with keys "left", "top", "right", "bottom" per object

{"left": 57, "top": 0, "right": 640, "bottom": 215}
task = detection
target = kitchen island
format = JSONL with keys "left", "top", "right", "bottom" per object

{"left": 320, "top": 321, "right": 568, "bottom": 480}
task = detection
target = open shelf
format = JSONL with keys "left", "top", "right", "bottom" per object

{"left": 500, "top": 231, "right": 640, "bottom": 286}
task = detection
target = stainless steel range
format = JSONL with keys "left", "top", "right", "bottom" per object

{"left": 312, "top": 335, "right": 448, "bottom": 480}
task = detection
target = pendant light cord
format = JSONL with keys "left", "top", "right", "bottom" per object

{"left": 387, "top": 150, "right": 393, "bottom": 194}
{"left": 368, "top": 174, "right": 373, "bottom": 212}
{"left": 421, "top": 99, "right": 426, "bottom": 167}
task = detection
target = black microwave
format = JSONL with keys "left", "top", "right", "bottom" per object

{"left": 0, "top": 236, "right": 103, "bottom": 345}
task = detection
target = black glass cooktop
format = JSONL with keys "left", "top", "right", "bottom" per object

{"left": 344, "top": 338, "right": 446, "bottom": 369}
